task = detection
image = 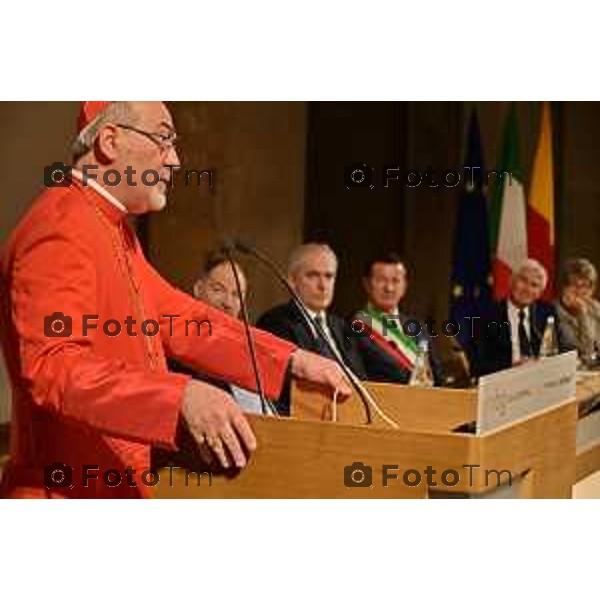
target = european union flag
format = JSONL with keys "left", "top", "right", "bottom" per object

{"left": 449, "top": 110, "right": 493, "bottom": 365}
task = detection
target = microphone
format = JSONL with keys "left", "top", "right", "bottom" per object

{"left": 220, "top": 241, "right": 277, "bottom": 416}
{"left": 227, "top": 238, "right": 374, "bottom": 424}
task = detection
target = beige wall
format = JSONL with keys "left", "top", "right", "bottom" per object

{"left": 0, "top": 102, "right": 80, "bottom": 242}
{"left": 146, "top": 101, "right": 307, "bottom": 319}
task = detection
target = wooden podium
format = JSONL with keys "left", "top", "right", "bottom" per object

{"left": 153, "top": 378, "right": 579, "bottom": 499}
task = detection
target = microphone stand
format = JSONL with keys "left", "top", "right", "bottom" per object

{"left": 221, "top": 245, "right": 277, "bottom": 416}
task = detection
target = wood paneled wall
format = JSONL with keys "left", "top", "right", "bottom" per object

{"left": 144, "top": 101, "right": 307, "bottom": 319}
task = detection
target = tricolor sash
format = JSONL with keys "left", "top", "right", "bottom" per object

{"left": 353, "top": 307, "right": 418, "bottom": 371}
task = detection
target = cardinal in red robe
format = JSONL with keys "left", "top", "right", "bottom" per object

{"left": 0, "top": 101, "right": 349, "bottom": 498}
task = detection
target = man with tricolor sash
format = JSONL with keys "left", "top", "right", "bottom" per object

{"left": 352, "top": 253, "right": 443, "bottom": 386}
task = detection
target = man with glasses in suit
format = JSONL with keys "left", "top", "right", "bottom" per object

{"left": 0, "top": 102, "right": 351, "bottom": 498}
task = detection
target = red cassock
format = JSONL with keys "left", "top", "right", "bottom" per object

{"left": 0, "top": 179, "right": 296, "bottom": 498}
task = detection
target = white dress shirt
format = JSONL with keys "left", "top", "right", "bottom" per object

{"left": 230, "top": 384, "right": 274, "bottom": 415}
{"left": 300, "top": 303, "right": 345, "bottom": 362}
{"left": 507, "top": 300, "right": 531, "bottom": 364}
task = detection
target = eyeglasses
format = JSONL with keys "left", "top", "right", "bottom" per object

{"left": 115, "top": 123, "right": 179, "bottom": 154}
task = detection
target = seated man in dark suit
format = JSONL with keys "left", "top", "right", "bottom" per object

{"left": 170, "top": 250, "right": 271, "bottom": 414}
{"left": 352, "top": 252, "right": 444, "bottom": 386}
{"left": 257, "top": 243, "right": 366, "bottom": 413}
{"left": 475, "top": 258, "right": 576, "bottom": 376}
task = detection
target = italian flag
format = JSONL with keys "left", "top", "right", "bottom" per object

{"left": 527, "top": 102, "right": 555, "bottom": 301}
{"left": 489, "top": 103, "right": 528, "bottom": 299}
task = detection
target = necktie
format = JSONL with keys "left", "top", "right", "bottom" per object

{"left": 314, "top": 314, "right": 342, "bottom": 362}
{"left": 518, "top": 308, "right": 532, "bottom": 358}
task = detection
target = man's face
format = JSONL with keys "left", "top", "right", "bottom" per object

{"left": 193, "top": 262, "right": 247, "bottom": 318}
{"left": 111, "top": 101, "right": 180, "bottom": 214}
{"left": 364, "top": 262, "right": 407, "bottom": 313}
{"left": 289, "top": 250, "right": 337, "bottom": 312}
{"left": 510, "top": 268, "right": 545, "bottom": 307}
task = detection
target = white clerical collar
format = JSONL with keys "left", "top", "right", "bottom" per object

{"left": 71, "top": 168, "right": 128, "bottom": 213}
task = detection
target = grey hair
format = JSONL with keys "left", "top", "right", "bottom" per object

{"left": 513, "top": 258, "right": 548, "bottom": 289}
{"left": 287, "top": 243, "right": 338, "bottom": 277}
{"left": 562, "top": 258, "right": 598, "bottom": 287}
{"left": 71, "top": 101, "right": 138, "bottom": 161}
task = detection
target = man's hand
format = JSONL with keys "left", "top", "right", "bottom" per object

{"left": 289, "top": 349, "right": 353, "bottom": 398}
{"left": 563, "top": 286, "right": 586, "bottom": 314}
{"left": 513, "top": 357, "right": 533, "bottom": 367}
{"left": 181, "top": 380, "right": 257, "bottom": 470}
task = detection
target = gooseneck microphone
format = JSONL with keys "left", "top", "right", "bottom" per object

{"left": 221, "top": 244, "right": 278, "bottom": 417}
{"left": 226, "top": 238, "right": 374, "bottom": 424}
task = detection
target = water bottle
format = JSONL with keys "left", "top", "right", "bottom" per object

{"left": 409, "top": 339, "right": 434, "bottom": 387}
{"left": 539, "top": 315, "right": 558, "bottom": 358}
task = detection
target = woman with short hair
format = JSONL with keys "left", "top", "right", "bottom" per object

{"left": 555, "top": 258, "right": 600, "bottom": 363}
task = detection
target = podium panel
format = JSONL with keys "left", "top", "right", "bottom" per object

{"left": 154, "top": 379, "right": 578, "bottom": 499}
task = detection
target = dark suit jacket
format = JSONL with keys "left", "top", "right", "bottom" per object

{"left": 354, "top": 312, "right": 444, "bottom": 386}
{"left": 257, "top": 301, "right": 366, "bottom": 377}
{"left": 475, "top": 299, "right": 576, "bottom": 376}
{"left": 256, "top": 301, "right": 367, "bottom": 414}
